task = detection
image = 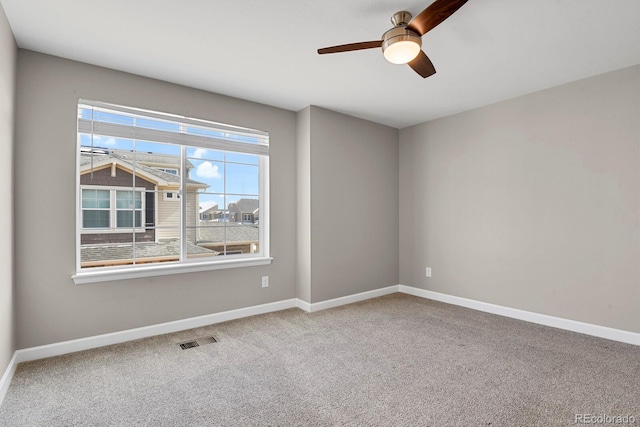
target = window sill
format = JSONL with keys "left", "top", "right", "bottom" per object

{"left": 72, "top": 257, "right": 273, "bottom": 285}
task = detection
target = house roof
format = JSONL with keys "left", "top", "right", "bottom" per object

{"left": 229, "top": 198, "right": 258, "bottom": 213}
{"left": 197, "top": 224, "right": 259, "bottom": 244}
{"left": 109, "top": 149, "right": 194, "bottom": 169}
{"left": 80, "top": 151, "right": 208, "bottom": 189}
{"left": 81, "top": 225, "right": 258, "bottom": 264}
{"left": 80, "top": 239, "right": 217, "bottom": 264}
{"left": 200, "top": 204, "right": 220, "bottom": 215}
{"left": 80, "top": 222, "right": 260, "bottom": 263}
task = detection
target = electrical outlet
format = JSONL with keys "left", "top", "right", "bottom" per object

{"left": 425, "top": 267, "right": 432, "bottom": 278}
{"left": 261, "top": 276, "right": 269, "bottom": 288}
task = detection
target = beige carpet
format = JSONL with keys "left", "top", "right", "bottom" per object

{"left": 1, "top": 293, "right": 638, "bottom": 426}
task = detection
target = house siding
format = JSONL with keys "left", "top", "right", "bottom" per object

{"left": 156, "top": 188, "right": 180, "bottom": 240}
{"left": 156, "top": 189, "right": 199, "bottom": 242}
{"left": 186, "top": 191, "right": 198, "bottom": 243}
{"left": 228, "top": 199, "right": 259, "bottom": 223}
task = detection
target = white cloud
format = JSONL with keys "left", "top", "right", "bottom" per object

{"left": 94, "top": 136, "right": 117, "bottom": 146}
{"left": 192, "top": 148, "right": 207, "bottom": 159}
{"left": 196, "top": 161, "right": 221, "bottom": 178}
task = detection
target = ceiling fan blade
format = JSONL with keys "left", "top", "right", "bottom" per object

{"left": 407, "top": 0, "right": 468, "bottom": 36}
{"left": 317, "top": 40, "right": 383, "bottom": 55}
{"left": 408, "top": 51, "right": 436, "bottom": 78}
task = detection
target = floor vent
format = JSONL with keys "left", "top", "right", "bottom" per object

{"left": 179, "top": 341, "right": 199, "bottom": 350}
{"left": 179, "top": 336, "right": 218, "bottom": 350}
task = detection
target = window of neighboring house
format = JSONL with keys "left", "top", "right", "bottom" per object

{"left": 81, "top": 187, "right": 145, "bottom": 231}
{"left": 163, "top": 191, "right": 180, "bottom": 201}
{"left": 116, "top": 190, "right": 143, "bottom": 227}
{"left": 158, "top": 168, "right": 179, "bottom": 175}
{"left": 74, "top": 99, "right": 271, "bottom": 284}
{"left": 81, "top": 189, "right": 110, "bottom": 228}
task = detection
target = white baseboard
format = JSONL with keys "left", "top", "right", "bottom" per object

{"left": 0, "top": 298, "right": 300, "bottom": 407}
{"left": 0, "top": 352, "right": 18, "bottom": 406}
{"left": 296, "top": 299, "right": 312, "bottom": 312}
{"left": 398, "top": 285, "right": 640, "bottom": 346}
{"left": 13, "top": 298, "right": 299, "bottom": 366}
{"left": 0, "top": 297, "right": 307, "bottom": 406}
{"left": 303, "top": 286, "right": 399, "bottom": 313}
{"left": 3, "top": 284, "right": 638, "bottom": 407}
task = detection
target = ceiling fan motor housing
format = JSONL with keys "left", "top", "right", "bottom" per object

{"left": 390, "top": 10, "right": 413, "bottom": 27}
{"left": 382, "top": 11, "right": 422, "bottom": 64}
{"left": 382, "top": 27, "right": 422, "bottom": 50}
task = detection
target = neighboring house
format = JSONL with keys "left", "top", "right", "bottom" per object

{"left": 228, "top": 198, "right": 259, "bottom": 223}
{"left": 199, "top": 204, "right": 220, "bottom": 221}
{"left": 198, "top": 200, "right": 260, "bottom": 254}
{"left": 80, "top": 148, "right": 261, "bottom": 265}
{"left": 79, "top": 147, "right": 210, "bottom": 266}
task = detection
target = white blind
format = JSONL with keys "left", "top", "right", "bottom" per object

{"left": 78, "top": 99, "right": 269, "bottom": 156}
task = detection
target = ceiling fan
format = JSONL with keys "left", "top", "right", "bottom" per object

{"left": 317, "top": 0, "right": 468, "bottom": 78}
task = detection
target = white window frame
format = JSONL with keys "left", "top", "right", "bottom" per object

{"left": 162, "top": 191, "right": 180, "bottom": 201}
{"left": 73, "top": 100, "right": 271, "bottom": 284}
{"left": 80, "top": 188, "right": 111, "bottom": 229}
{"left": 80, "top": 185, "right": 146, "bottom": 233}
{"left": 158, "top": 168, "right": 179, "bottom": 175}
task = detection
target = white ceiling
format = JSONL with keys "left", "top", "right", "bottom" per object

{"left": 1, "top": 0, "right": 639, "bottom": 128}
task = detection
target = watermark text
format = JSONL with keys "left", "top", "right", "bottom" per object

{"left": 575, "top": 414, "right": 636, "bottom": 424}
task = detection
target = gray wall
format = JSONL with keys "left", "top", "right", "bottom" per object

{"left": 15, "top": 51, "right": 298, "bottom": 348}
{"left": 295, "top": 107, "right": 312, "bottom": 303}
{"left": 399, "top": 65, "right": 640, "bottom": 333}
{"left": 0, "top": 3, "right": 16, "bottom": 374}
{"left": 13, "top": 40, "right": 636, "bottom": 353}
{"left": 308, "top": 107, "right": 398, "bottom": 303}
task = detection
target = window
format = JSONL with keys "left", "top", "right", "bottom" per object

{"left": 81, "top": 187, "right": 145, "bottom": 230}
{"left": 74, "top": 100, "right": 270, "bottom": 283}
{"left": 163, "top": 191, "right": 180, "bottom": 201}
{"left": 82, "top": 189, "right": 110, "bottom": 228}
{"left": 158, "top": 168, "right": 179, "bottom": 175}
{"left": 116, "top": 190, "right": 143, "bottom": 227}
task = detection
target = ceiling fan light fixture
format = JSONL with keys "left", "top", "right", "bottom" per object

{"left": 381, "top": 28, "right": 422, "bottom": 65}
{"left": 317, "top": 1, "right": 469, "bottom": 77}
{"left": 383, "top": 37, "right": 421, "bottom": 64}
